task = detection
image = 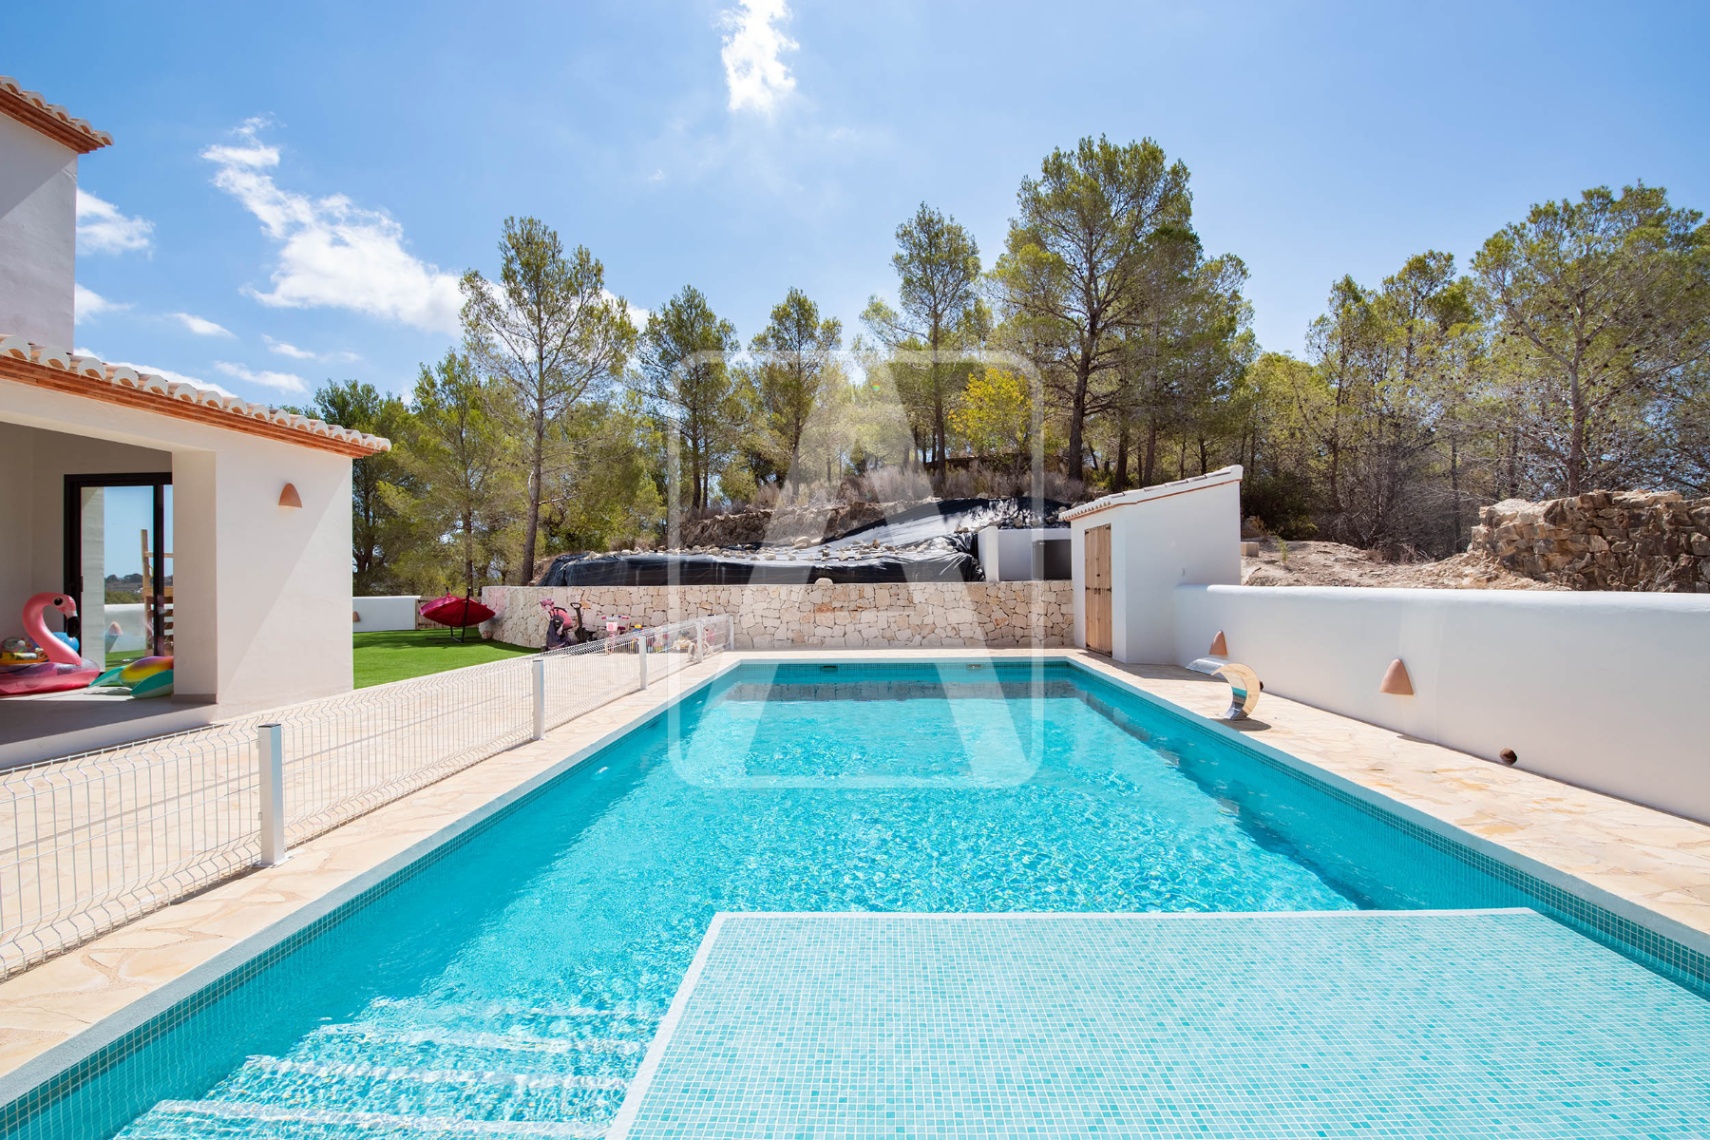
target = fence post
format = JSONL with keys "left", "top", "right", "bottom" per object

{"left": 639, "top": 634, "right": 649, "bottom": 690}
{"left": 693, "top": 618, "right": 705, "bottom": 663}
{"left": 532, "top": 656, "right": 547, "bottom": 740}
{"left": 257, "top": 723, "right": 287, "bottom": 866}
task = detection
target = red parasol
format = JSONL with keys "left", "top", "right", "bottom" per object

{"left": 419, "top": 594, "right": 496, "bottom": 628}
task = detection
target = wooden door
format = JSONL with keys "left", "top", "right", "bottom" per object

{"left": 1084, "top": 525, "right": 1112, "bottom": 655}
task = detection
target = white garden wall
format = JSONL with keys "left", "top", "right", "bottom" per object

{"left": 353, "top": 596, "right": 420, "bottom": 633}
{"left": 976, "top": 527, "right": 1071, "bottom": 582}
{"left": 1172, "top": 584, "right": 1710, "bottom": 823}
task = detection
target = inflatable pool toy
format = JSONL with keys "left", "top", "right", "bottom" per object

{"left": 92, "top": 655, "right": 175, "bottom": 699}
{"left": 0, "top": 594, "right": 102, "bottom": 696}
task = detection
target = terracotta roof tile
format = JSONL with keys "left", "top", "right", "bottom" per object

{"left": 0, "top": 335, "right": 391, "bottom": 457}
{"left": 0, "top": 76, "right": 112, "bottom": 154}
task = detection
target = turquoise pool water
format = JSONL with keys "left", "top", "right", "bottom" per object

{"left": 5, "top": 662, "right": 1704, "bottom": 1139}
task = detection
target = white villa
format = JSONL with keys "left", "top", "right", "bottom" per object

{"left": 0, "top": 77, "right": 389, "bottom": 765}
{"left": 1, "top": 62, "right": 1710, "bottom": 1140}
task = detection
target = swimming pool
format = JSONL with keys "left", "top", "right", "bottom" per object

{"left": 5, "top": 661, "right": 1707, "bottom": 1139}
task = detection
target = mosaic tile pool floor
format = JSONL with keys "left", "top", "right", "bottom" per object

{"left": 611, "top": 911, "right": 1710, "bottom": 1139}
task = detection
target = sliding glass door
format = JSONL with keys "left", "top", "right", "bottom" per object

{"left": 62, "top": 474, "right": 173, "bottom": 669}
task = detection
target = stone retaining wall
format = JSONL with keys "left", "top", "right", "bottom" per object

{"left": 1469, "top": 491, "right": 1710, "bottom": 592}
{"left": 479, "top": 582, "right": 1075, "bottom": 649}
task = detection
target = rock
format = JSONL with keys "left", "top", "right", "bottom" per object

{"left": 1469, "top": 489, "right": 1710, "bottom": 593}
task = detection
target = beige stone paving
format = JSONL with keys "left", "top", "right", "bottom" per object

{"left": 3, "top": 646, "right": 1710, "bottom": 1089}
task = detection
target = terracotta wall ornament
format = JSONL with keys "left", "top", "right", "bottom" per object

{"left": 1379, "top": 658, "right": 1414, "bottom": 696}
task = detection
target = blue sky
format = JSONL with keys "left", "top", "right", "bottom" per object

{"left": 18, "top": 0, "right": 1710, "bottom": 405}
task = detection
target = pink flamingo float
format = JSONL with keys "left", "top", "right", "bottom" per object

{"left": 0, "top": 593, "right": 102, "bottom": 697}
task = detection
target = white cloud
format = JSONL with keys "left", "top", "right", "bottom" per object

{"left": 202, "top": 120, "right": 462, "bottom": 333}
{"left": 213, "top": 360, "right": 307, "bottom": 394}
{"left": 169, "top": 312, "right": 234, "bottom": 338}
{"left": 720, "top": 0, "right": 797, "bottom": 114}
{"left": 263, "top": 335, "right": 360, "bottom": 363}
{"left": 76, "top": 189, "right": 154, "bottom": 255}
{"left": 74, "top": 284, "right": 128, "bottom": 320}
{"left": 263, "top": 335, "right": 317, "bottom": 359}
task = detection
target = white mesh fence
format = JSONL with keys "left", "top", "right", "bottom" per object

{"left": 539, "top": 615, "right": 732, "bottom": 727}
{"left": 0, "top": 615, "right": 732, "bottom": 977}
{"left": 0, "top": 721, "right": 262, "bottom": 978}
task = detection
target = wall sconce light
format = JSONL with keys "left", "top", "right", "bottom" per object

{"left": 1208, "top": 630, "right": 1228, "bottom": 657}
{"left": 278, "top": 482, "right": 302, "bottom": 509}
{"left": 1379, "top": 658, "right": 1414, "bottom": 695}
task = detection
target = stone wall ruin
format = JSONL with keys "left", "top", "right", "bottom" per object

{"left": 1469, "top": 491, "right": 1710, "bottom": 592}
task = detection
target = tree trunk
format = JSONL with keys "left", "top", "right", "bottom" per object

{"left": 520, "top": 401, "right": 545, "bottom": 584}
{"left": 694, "top": 439, "right": 707, "bottom": 511}
{"left": 1113, "top": 421, "right": 1130, "bottom": 491}
{"left": 1505, "top": 418, "right": 1520, "bottom": 499}
{"left": 463, "top": 507, "right": 477, "bottom": 592}
{"left": 1142, "top": 417, "right": 1158, "bottom": 486}
{"left": 1065, "top": 362, "right": 1090, "bottom": 480}
{"left": 928, "top": 326, "right": 948, "bottom": 480}
{"left": 1327, "top": 399, "right": 1344, "bottom": 513}
{"left": 1449, "top": 437, "right": 1463, "bottom": 552}
{"left": 1567, "top": 368, "right": 1586, "bottom": 495}
{"left": 933, "top": 387, "right": 948, "bottom": 480}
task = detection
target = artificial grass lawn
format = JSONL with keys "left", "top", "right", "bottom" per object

{"left": 353, "top": 628, "right": 538, "bottom": 688}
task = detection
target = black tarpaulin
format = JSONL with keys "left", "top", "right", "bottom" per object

{"left": 534, "top": 498, "right": 1068, "bottom": 588}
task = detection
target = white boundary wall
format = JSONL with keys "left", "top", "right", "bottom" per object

{"left": 1172, "top": 585, "right": 1710, "bottom": 823}
{"left": 976, "top": 527, "right": 1070, "bottom": 582}
{"left": 352, "top": 596, "right": 420, "bottom": 633}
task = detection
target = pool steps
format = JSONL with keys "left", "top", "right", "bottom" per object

{"left": 121, "top": 1100, "right": 609, "bottom": 1137}
{"left": 115, "top": 1002, "right": 655, "bottom": 1138}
